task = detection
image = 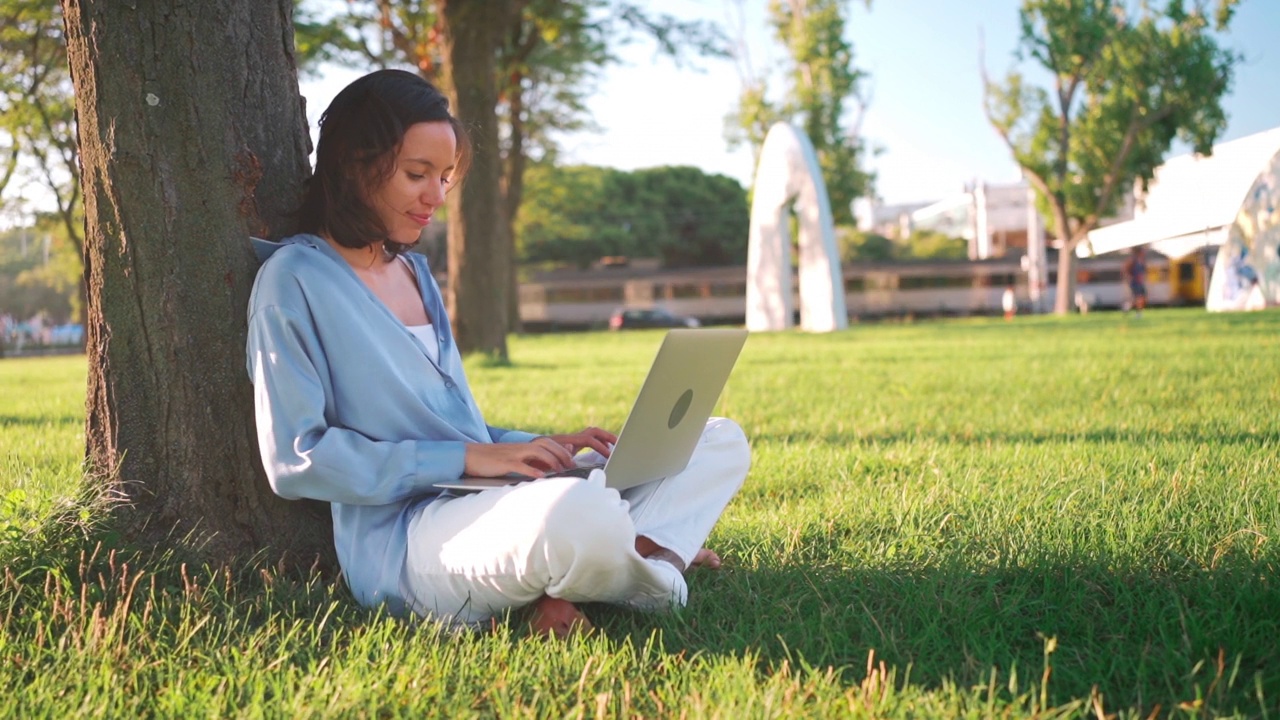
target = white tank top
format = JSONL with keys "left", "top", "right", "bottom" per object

{"left": 405, "top": 322, "right": 440, "bottom": 364}
{"left": 397, "top": 255, "right": 440, "bottom": 364}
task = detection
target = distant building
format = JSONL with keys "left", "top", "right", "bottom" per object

{"left": 852, "top": 198, "right": 933, "bottom": 240}
{"left": 856, "top": 179, "right": 1070, "bottom": 261}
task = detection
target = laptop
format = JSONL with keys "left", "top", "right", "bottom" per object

{"left": 432, "top": 328, "right": 748, "bottom": 493}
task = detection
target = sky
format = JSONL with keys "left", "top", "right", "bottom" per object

{"left": 302, "top": 0, "right": 1280, "bottom": 208}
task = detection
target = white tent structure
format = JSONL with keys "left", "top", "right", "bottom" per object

{"left": 1081, "top": 128, "right": 1280, "bottom": 260}
{"left": 1079, "top": 127, "right": 1280, "bottom": 311}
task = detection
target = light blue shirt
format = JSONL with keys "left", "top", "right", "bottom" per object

{"left": 245, "top": 234, "right": 537, "bottom": 614}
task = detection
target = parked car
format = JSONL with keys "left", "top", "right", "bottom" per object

{"left": 608, "top": 307, "right": 701, "bottom": 330}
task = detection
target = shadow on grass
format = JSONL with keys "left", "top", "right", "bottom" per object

{"left": 7, "top": 505, "right": 1276, "bottom": 716}
{"left": 595, "top": 558, "right": 1280, "bottom": 714}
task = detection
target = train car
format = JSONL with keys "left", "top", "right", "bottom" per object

{"left": 1167, "top": 253, "right": 1209, "bottom": 304}
{"left": 518, "top": 253, "right": 1186, "bottom": 330}
{"left": 845, "top": 258, "right": 1024, "bottom": 317}
{"left": 519, "top": 263, "right": 746, "bottom": 331}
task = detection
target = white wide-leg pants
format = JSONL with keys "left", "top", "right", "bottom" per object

{"left": 400, "top": 417, "right": 751, "bottom": 626}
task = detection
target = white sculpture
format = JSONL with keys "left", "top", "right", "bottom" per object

{"left": 745, "top": 122, "right": 848, "bottom": 332}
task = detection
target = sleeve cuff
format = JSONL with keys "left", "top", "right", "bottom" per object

{"left": 415, "top": 440, "right": 468, "bottom": 483}
{"left": 495, "top": 429, "right": 540, "bottom": 444}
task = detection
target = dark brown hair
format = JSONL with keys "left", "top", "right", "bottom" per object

{"left": 296, "top": 69, "right": 469, "bottom": 254}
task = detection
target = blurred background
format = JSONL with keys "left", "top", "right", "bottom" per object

{"left": 2, "top": 0, "right": 1277, "bottom": 351}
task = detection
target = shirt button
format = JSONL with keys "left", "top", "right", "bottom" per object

{"left": 445, "top": 381, "right": 455, "bottom": 389}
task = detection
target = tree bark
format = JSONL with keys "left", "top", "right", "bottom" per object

{"left": 442, "top": 0, "right": 512, "bottom": 360}
{"left": 1054, "top": 241, "right": 1077, "bottom": 314}
{"left": 503, "top": 72, "right": 527, "bottom": 334}
{"left": 63, "top": 0, "right": 333, "bottom": 566}
{"left": 1052, "top": 206, "right": 1077, "bottom": 315}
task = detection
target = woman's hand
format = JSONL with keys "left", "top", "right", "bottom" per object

{"left": 544, "top": 427, "right": 618, "bottom": 458}
{"left": 463, "top": 437, "right": 575, "bottom": 478}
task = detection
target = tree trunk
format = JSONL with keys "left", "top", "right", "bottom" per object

{"left": 442, "top": 0, "right": 512, "bottom": 360}
{"left": 1051, "top": 206, "right": 1077, "bottom": 315}
{"left": 503, "top": 74, "right": 527, "bottom": 335}
{"left": 1054, "top": 243, "right": 1078, "bottom": 315}
{"left": 63, "top": 0, "right": 334, "bottom": 566}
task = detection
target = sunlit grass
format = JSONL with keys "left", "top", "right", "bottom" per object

{"left": 3, "top": 308, "right": 1279, "bottom": 717}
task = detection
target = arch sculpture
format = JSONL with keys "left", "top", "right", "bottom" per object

{"left": 745, "top": 122, "right": 848, "bottom": 332}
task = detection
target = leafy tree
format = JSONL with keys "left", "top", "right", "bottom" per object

{"left": 63, "top": 0, "right": 328, "bottom": 563}
{"left": 0, "top": 215, "right": 81, "bottom": 324}
{"left": 515, "top": 164, "right": 748, "bottom": 268}
{"left": 516, "top": 164, "right": 635, "bottom": 267}
{"left": 632, "top": 166, "right": 750, "bottom": 268}
{"left": 0, "top": 1, "right": 82, "bottom": 254}
{"left": 727, "top": 0, "right": 873, "bottom": 224}
{"left": 983, "top": 0, "right": 1239, "bottom": 314}
{"left": 1, "top": 2, "right": 94, "bottom": 335}
{"left": 838, "top": 228, "right": 894, "bottom": 263}
{"left": 294, "top": 0, "right": 723, "bottom": 340}
{"left": 903, "top": 230, "right": 968, "bottom": 260}
{"left": 839, "top": 228, "right": 967, "bottom": 263}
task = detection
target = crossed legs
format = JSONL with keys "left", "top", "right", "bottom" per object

{"left": 401, "top": 418, "right": 751, "bottom": 632}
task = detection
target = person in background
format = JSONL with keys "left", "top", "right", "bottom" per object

{"left": 1002, "top": 285, "right": 1017, "bottom": 321}
{"left": 1123, "top": 246, "right": 1148, "bottom": 317}
{"left": 245, "top": 69, "right": 751, "bottom": 638}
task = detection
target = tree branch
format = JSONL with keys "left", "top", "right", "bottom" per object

{"left": 375, "top": 0, "right": 418, "bottom": 67}
{"left": 1080, "top": 102, "right": 1174, "bottom": 233}
{"left": 980, "top": 54, "right": 1069, "bottom": 247}
{"left": 29, "top": 93, "right": 83, "bottom": 252}
{"left": 0, "top": 142, "right": 18, "bottom": 199}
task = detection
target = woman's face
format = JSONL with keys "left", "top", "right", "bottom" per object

{"left": 368, "top": 121, "right": 457, "bottom": 246}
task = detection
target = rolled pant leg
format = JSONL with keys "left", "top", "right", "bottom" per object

{"left": 619, "top": 417, "right": 751, "bottom": 567}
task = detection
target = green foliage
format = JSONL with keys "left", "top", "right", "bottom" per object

{"left": 724, "top": 77, "right": 781, "bottom": 157}
{"left": 839, "top": 228, "right": 894, "bottom": 262}
{"left": 498, "top": 0, "right": 613, "bottom": 168}
{"left": 631, "top": 166, "right": 750, "bottom": 267}
{"left": 984, "top": 0, "right": 1239, "bottom": 246}
{"left": 903, "top": 229, "right": 968, "bottom": 260}
{"left": 294, "top": 0, "right": 726, "bottom": 203}
{"left": 728, "top": 0, "right": 873, "bottom": 224}
{"left": 0, "top": 218, "right": 81, "bottom": 323}
{"left": 515, "top": 164, "right": 748, "bottom": 268}
{"left": 291, "top": 0, "right": 391, "bottom": 78}
{"left": 515, "top": 164, "right": 632, "bottom": 267}
{"left": 840, "top": 228, "right": 968, "bottom": 262}
{"left": 292, "top": 1, "right": 442, "bottom": 76}
{"left": 292, "top": 0, "right": 606, "bottom": 161}
{"left": 6, "top": 310, "right": 1280, "bottom": 716}
{"left": 0, "top": 0, "right": 81, "bottom": 251}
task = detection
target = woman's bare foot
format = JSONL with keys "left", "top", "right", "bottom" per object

{"left": 529, "top": 596, "right": 592, "bottom": 639}
{"left": 690, "top": 547, "right": 721, "bottom": 569}
{"left": 635, "top": 536, "right": 723, "bottom": 573}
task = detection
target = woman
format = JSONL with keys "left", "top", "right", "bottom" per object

{"left": 246, "top": 69, "right": 750, "bottom": 637}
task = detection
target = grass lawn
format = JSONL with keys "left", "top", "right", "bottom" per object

{"left": 2, "top": 308, "right": 1279, "bottom": 718}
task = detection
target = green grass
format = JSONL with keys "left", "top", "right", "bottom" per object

{"left": 3, "top": 308, "right": 1280, "bottom": 717}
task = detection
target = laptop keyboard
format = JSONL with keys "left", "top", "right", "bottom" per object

{"left": 554, "top": 463, "right": 604, "bottom": 479}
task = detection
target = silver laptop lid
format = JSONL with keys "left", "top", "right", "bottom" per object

{"left": 602, "top": 328, "right": 748, "bottom": 489}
